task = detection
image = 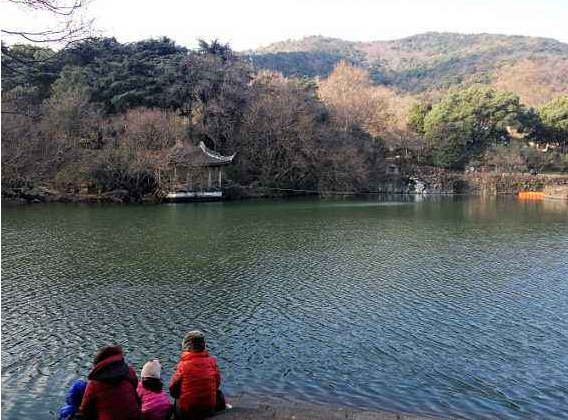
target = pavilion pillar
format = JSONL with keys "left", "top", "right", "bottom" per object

{"left": 208, "top": 168, "right": 212, "bottom": 190}
{"left": 218, "top": 167, "right": 222, "bottom": 188}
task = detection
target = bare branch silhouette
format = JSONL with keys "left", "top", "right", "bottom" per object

{"left": 2, "top": 0, "right": 95, "bottom": 48}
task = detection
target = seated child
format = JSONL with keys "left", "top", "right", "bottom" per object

{"left": 169, "top": 330, "right": 228, "bottom": 420}
{"left": 137, "top": 359, "right": 172, "bottom": 420}
{"left": 59, "top": 380, "right": 87, "bottom": 420}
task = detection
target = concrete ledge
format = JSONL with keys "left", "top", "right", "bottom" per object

{"left": 215, "top": 398, "right": 455, "bottom": 420}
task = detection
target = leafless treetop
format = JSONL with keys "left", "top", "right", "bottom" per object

{"left": 2, "top": 0, "right": 94, "bottom": 46}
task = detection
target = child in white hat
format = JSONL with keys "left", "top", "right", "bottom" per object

{"left": 137, "top": 359, "right": 172, "bottom": 420}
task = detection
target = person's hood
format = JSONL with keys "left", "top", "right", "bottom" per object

{"left": 180, "top": 350, "right": 210, "bottom": 361}
{"left": 88, "top": 354, "right": 129, "bottom": 382}
{"left": 65, "top": 380, "right": 87, "bottom": 406}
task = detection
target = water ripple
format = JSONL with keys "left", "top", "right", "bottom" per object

{"left": 2, "top": 197, "right": 568, "bottom": 420}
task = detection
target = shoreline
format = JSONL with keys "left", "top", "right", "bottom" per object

{"left": 2, "top": 172, "right": 567, "bottom": 205}
{"left": 217, "top": 397, "right": 457, "bottom": 420}
{"left": 0, "top": 191, "right": 461, "bottom": 205}
{"left": 0, "top": 191, "right": 506, "bottom": 207}
{"left": 3, "top": 190, "right": 568, "bottom": 206}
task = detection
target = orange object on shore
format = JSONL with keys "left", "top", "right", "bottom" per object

{"left": 518, "top": 191, "right": 545, "bottom": 200}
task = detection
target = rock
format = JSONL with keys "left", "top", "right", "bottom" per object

{"left": 21, "top": 189, "right": 45, "bottom": 203}
{"left": 99, "top": 189, "right": 131, "bottom": 203}
{"left": 38, "top": 186, "right": 61, "bottom": 196}
{"left": 1, "top": 187, "right": 17, "bottom": 198}
{"left": 142, "top": 193, "right": 157, "bottom": 202}
{"left": 409, "top": 177, "right": 427, "bottom": 194}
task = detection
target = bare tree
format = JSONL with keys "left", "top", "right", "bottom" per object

{"left": 493, "top": 58, "right": 568, "bottom": 107}
{"left": 318, "top": 61, "right": 393, "bottom": 136}
{"left": 2, "top": 0, "right": 95, "bottom": 120}
{"left": 2, "top": 0, "right": 94, "bottom": 50}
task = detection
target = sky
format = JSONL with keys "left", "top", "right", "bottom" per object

{"left": 3, "top": 0, "right": 568, "bottom": 49}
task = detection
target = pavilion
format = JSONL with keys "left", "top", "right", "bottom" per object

{"left": 162, "top": 141, "right": 236, "bottom": 201}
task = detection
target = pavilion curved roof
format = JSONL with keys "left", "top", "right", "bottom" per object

{"left": 168, "top": 141, "right": 236, "bottom": 167}
{"left": 198, "top": 141, "right": 236, "bottom": 164}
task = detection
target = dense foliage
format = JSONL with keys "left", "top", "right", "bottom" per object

{"left": 2, "top": 34, "right": 568, "bottom": 201}
{"left": 421, "top": 87, "right": 530, "bottom": 168}
{"left": 2, "top": 39, "right": 386, "bottom": 198}
{"left": 407, "top": 89, "right": 568, "bottom": 171}
{"left": 539, "top": 95, "right": 568, "bottom": 142}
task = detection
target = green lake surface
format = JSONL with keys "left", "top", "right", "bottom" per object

{"left": 2, "top": 196, "right": 568, "bottom": 420}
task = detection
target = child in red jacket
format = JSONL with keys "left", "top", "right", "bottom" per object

{"left": 80, "top": 345, "right": 140, "bottom": 420}
{"left": 169, "top": 331, "right": 227, "bottom": 420}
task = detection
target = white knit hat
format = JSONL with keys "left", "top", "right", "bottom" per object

{"left": 141, "top": 359, "right": 161, "bottom": 379}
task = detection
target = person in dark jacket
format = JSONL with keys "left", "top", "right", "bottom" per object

{"left": 80, "top": 345, "right": 140, "bottom": 420}
{"left": 169, "top": 331, "right": 227, "bottom": 420}
{"left": 59, "top": 379, "right": 87, "bottom": 420}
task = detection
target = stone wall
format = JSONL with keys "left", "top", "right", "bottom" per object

{"left": 464, "top": 173, "right": 568, "bottom": 195}
{"left": 544, "top": 185, "right": 568, "bottom": 200}
{"left": 402, "top": 166, "right": 467, "bottom": 194}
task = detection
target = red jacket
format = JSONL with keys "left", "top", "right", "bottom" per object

{"left": 168, "top": 351, "right": 220, "bottom": 417}
{"left": 80, "top": 354, "right": 140, "bottom": 420}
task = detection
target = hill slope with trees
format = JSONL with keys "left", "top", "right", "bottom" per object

{"left": 245, "top": 32, "right": 568, "bottom": 103}
{"left": 2, "top": 33, "right": 568, "bottom": 203}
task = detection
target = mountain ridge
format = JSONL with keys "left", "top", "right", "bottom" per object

{"left": 243, "top": 32, "right": 568, "bottom": 103}
{"left": 250, "top": 32, "right": 568, "bottom": 52}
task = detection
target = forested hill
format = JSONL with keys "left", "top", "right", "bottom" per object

{"left": 3, "top": 33, "right": 568, "bottom": 203}
{"left": 244, "top": 32, "right": 568, "bottom": 104}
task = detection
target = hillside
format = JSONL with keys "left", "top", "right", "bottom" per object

{"left": 244, "top": 32, "right": 568, "bottom": 105}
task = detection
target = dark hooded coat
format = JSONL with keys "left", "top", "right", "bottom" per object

{"left": 80, "top": 354, "right": 140, "bottom": 420}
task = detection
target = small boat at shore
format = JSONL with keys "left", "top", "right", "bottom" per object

{"left": 165, "top": 191, "right": 224, "bottom": 202}
{"left": 518, "top": 185, "right": 568, "bottom": 201}
{"left": 518, "top": 191, "right": 545, "bottom": 200}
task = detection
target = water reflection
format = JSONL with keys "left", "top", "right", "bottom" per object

{"left": 2, "top": 197, "right": 568, "bottom": 420}
{"left": 542, "top": 198, "right": 568, "bottom": 213}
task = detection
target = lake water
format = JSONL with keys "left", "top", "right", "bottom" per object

{"left": 2, "top": 196, "right": 568, "bottom": 420}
